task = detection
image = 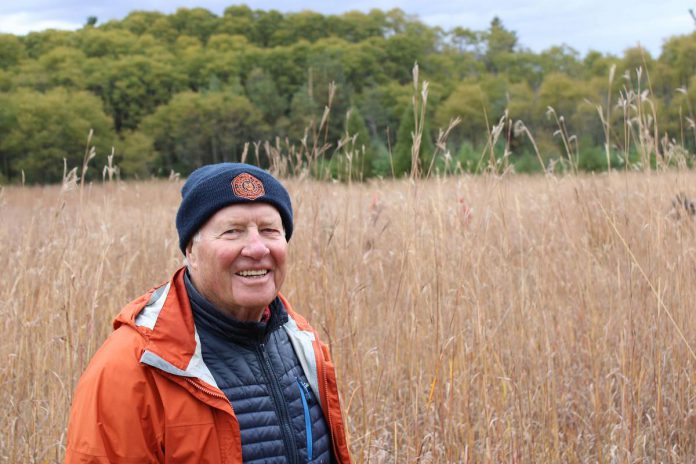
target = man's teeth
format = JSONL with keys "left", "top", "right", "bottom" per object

{"left": 237, "top": 270, "right": 268, "bottom": 277}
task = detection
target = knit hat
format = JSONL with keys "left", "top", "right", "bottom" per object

{"left": 176, "top": 163, "right": 293, "bottom": 254}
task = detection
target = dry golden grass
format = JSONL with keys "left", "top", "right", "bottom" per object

{"left": 2, "top": 171, "right": 696, "bottom": 462}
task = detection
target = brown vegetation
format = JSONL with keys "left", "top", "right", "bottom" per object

{"left": 2, "top": 169, "right": 696, "bottom": 462}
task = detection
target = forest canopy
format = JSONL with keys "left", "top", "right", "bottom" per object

{"left": 1, "top": 6, "right": 695, "bottom": 183}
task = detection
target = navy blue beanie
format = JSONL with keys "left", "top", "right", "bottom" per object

{"left": 176, "top": 163, "right": 293, "bottom": 254}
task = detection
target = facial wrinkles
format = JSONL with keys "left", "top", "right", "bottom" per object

{"left": 202, "top": 218, "right": 281, "bottom": 273}
{"left": 210, "top": 214, "right": 283, "bottom": 240}
{"left": 186, "top": 203, "right": 288, "bottom": 320}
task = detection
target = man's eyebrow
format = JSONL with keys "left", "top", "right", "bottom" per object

{"left": 215, "top": 217, "right": 282, "bottom": 227}
{"left": 258, "top": 219, "right": 284, "bottom": 228}
{"left": 217, "top": 219, "right": 244, "bottom": 227}
{"left": 209, "top": 220, "right": 245, "bottom": 233}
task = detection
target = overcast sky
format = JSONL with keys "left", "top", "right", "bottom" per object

{"left": 1, "top": 1, "right": 694, "bottom": 57}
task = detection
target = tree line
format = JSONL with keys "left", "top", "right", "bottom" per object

{"left": 0, "top": 5, "right": 695, "bottom": 183}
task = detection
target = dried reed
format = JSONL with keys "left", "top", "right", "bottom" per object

{"left": 3, "top": 170, "right": 696, "bottom": 462}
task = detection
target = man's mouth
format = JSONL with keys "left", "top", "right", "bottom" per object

{"left": 236, "top": 269, "right": 269, "bottom": 278}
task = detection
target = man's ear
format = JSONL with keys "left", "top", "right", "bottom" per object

{"left": 186, "top": 241, "right": 197, "bottom": 270}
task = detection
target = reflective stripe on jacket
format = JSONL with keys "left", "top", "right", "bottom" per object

{"left": 65, "top": 267, "right": 352, "bottom": 463}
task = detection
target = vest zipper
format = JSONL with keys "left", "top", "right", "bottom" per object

{"left": 258, "top": 342, "right": 300, "bottom": 464}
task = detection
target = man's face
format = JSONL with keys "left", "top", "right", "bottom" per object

{"left": 186, "top": 202, "right": 288, "bottom": 320}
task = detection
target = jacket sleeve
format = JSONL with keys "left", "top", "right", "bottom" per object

{"left": 315, "top": 339, "right": 352, "bottom": 464}
{"left": 65, "top": 330, "right": 164, "bottom": 463}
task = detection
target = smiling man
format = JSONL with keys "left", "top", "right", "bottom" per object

{"left": 65, "top": 163, "right": 352, "bottom": 463}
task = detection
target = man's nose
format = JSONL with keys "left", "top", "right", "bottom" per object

{"left": 241, "top": 230, "right": 270, "bottom": 258}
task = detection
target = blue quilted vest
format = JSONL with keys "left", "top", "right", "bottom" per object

{"left": 185, "top": 273, "right": 332, "bottom": 463}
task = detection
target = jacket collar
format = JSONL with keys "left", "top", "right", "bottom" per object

{"left": 114, "top": 267, "right": 216, "bottom": 387}
{"left": 113, "top": 266, "right": 313, "bottom": 392}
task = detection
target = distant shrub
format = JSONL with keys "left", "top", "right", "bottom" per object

{"left": 513, "top": 151, "right": 544, "bottom": 174}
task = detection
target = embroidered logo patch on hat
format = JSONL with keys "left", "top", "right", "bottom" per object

{"left": 231, "top": 172, "right": 265, "bottom": 200}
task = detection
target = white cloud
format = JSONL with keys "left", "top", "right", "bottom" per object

{"left": 0, "top": 12, "right": 80, "bottom": 35}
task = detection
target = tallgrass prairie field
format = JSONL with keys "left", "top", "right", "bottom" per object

{"left": 2, "top": 171, "right": 696, "bottom": 462}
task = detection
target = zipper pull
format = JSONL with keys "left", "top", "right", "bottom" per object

{"left": 299, "top": 379, "right": 314, "bottom": 404}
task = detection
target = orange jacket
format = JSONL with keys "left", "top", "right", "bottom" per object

{"left": 65, "top": 267, "right": 352, "bottom": 463}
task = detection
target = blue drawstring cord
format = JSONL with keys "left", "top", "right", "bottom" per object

{"left": 296, "top": 378, "right": 313, "bottom": 460}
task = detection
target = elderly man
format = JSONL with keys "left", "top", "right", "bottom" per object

{"left": 65, "top": 163, "right": 351, "bottom": 463}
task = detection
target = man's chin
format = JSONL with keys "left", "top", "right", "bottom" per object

{"left": 232, "top": 290, "right": 277, "bottom": 309}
